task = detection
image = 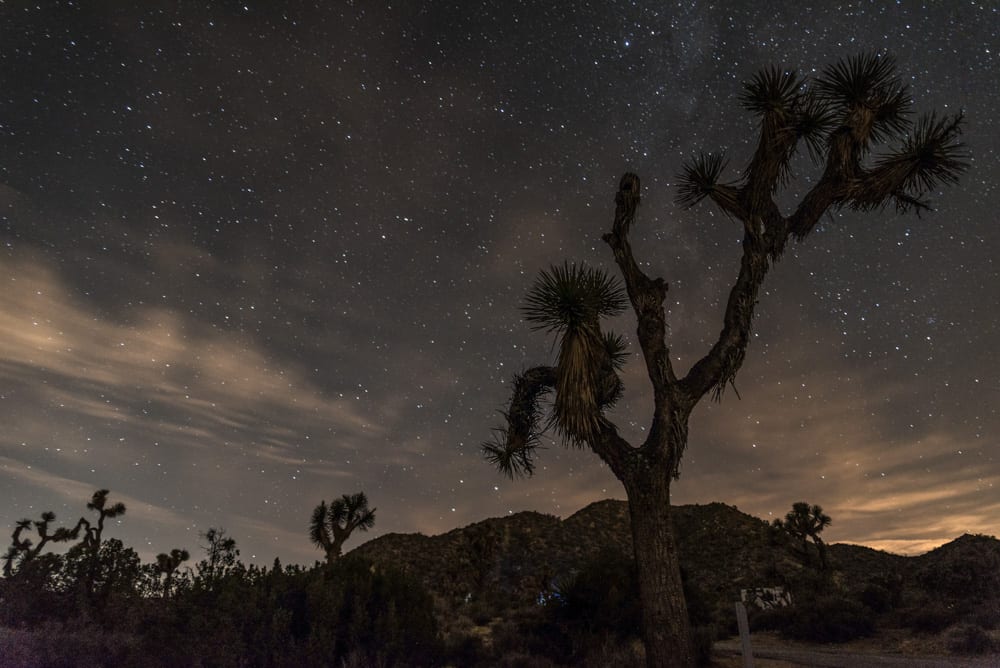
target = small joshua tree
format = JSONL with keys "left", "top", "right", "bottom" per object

{"left": 71, "top": 489, "right": 126, "bottom": 605}
{"left": 774, "top": 502, "right": 833, "bottom": 571}
{"left": 81, "top": 488, "right": 127, "bottom": 550}
{"left": 3, "top": 511, "right": 83, "bottom": 577}
{"left": 154, "top": 548, "right": 190, "bottom": 597}
{"left": 309, "top": 492, "right": 376, "bottom": 565}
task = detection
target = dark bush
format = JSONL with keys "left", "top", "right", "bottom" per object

{"left": 491, "top": 614, "right": 573, "bottom": 665}
{"left": 578, "top": 637, "right": 644, "bottom": 667}
{"left": 0, "top": 623, "right": 143, "bottom": 668}
{"left": 859, "top": 583, "right": 894, "bottom": 613}
{"left": 319, "top": 557, "right": 442, "bottom": 667}
{"left": 749, "top": 603, "right": 796, "bottom": 633}
{"left": 556, "top": 547, "right": 641, "bottom": 639}
{"left": 946, "top": 623, "right": 996, "bottom": 654}
{"left": 780, "top": 596, "right": 875, "bottom": 643}
{"left": 495, "top": 653, "right": 559, "bottom": 668}
{"left": 970, "top": 599, "right": 1000, "bottom": 630}
{"left": 681, "top": 567, "right": 713, "bottom": 628}
{"left": 902, "top": 601, "right": 963, "bottom": 634}
{"left": 446, "top": 633, "right": 488, "bottom": 667}
{"left": 691, "top": 625, "right": 716, "bottom": 667}
{"left": 0, "top": 554, "right": 70, "bottom": 627}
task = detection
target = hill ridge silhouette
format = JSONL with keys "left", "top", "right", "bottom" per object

{"left": 350, "top": 499, "right": 1000, "bottom": 618}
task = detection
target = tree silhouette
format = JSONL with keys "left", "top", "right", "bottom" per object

{"left": 81, "top": 488, "right": 127, "bottom": 550}
{"left": 309, "top": 492, "right": 376, "bottom": 565}
{"left": 774, "top": 502, "right": 833, "bottom": 570}
{"left": 154, "top": 548, "right": 191, "bottom": 597}
{"left": 3, "top": 511, "right": 82, "bottom": 577}
{"left": 196, "top": 527, "right": 239, "bottom": 588}
{"left": 483, "top": 53, "right": 964, "bottom": 668}
{"left": 71, "top": 489, "right": 127, "bottom": 609}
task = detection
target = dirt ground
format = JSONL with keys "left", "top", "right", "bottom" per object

{"left": 711, "top": 630, "right": 1000, "bottom": 667}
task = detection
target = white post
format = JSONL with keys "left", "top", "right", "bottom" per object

{"left": 735, "top": 601, "right": 754, "bottom": 668}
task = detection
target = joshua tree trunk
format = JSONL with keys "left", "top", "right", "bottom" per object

{"left": 625, "top": 467, "right": 694, "bottom": 668}
{"left": 325, "top": 539, "right": 344, "bottom": 566}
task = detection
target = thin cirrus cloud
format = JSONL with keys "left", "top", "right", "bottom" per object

{"left": 0, "top": 249, "right": 394, "bottom": 559}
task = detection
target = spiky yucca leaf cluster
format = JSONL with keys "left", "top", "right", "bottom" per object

{"left": 523, "top": 261, "right": 627, "bottom": 333}
{"left": 87, "top": 489, "right": 126, "bottom": 518}
{"left": 525, "top": 263, "right": 627, "bottom": 445}
{"left": 310, "top": 492, "right": 376, "bottom": 561}
{"left": 329, "top": 492, "right": 377, "bottom": 531}
{"left": 794, "top": 94, "right": 838, "bottom": 162}
{"left": 675, "top": 153, "right": 731, "bottom": 209}
{"left": 482, "top": 370, "right": 551, "bottom": 479}
{"left": 816, "top": 52, "right": 911, "bottom": 144}
{"left": 739, "top": 66, "right": 804, "bottom": 118}
{"left": 309, "top": 502, "right": 331, "bottom": 548}
{"left": 483, "top": 264, "right": 630, "bottom": 477}
{"left": 860, "top": 112, "right": 967, "bottom": 212}
{"left": 678, "top": 52, "right": 965, "bottom": 220}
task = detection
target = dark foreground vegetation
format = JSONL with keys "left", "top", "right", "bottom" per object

{"left": 3, "top": 492, "right": 999, "bottom": 667}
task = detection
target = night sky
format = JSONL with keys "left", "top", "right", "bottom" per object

{"left": 2, "top": 2, "right": 997, "bottom": 566}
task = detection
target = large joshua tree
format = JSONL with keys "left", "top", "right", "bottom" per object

{"left": 309, "top": 492, "right": 376, "bottom": 565}
{"left": 483, "top": 53, "right": 965, "bottom": 668}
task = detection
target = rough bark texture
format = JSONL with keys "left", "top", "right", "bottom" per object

{"left": 625, "top": 469, "right": 694, "bottom": 668}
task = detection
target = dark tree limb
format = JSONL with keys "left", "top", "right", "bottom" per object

{"left": 602, "top": 174, "right": 692, "bottom": 472}
{"left": 680, "top": 229, "right": 771, "bottom": 403}
{"left": 482, "top": 365, "right": 556, "bottom": 479}
{"left": 602, "top": 174, "right": 678, "bottom": 402}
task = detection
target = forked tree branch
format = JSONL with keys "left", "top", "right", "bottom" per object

{"left": 602, "top": 173, "right": 678, "bottom": 399}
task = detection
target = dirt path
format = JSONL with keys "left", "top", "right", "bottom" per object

{"left": 714, "top": 639, "right": 1000, "bottom": 667}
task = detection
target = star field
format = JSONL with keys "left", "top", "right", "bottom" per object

{"left": 1, "top": 1, "right": 997, "bottom": 564}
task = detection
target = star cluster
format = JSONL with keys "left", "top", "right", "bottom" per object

{"left": 1, "top": 2, "right": 997, "bottom": 563}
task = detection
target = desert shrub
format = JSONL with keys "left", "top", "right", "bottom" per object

{"left": 315, "top": 557, "right": 442, "bottom": 667}
{"left": 691, "top": 625, "right": 716, "bottom": 667}
{"left": 0, "top": 623, "right": 143, "bottom": 668}
{"left": 445, "top": 633, "right": 488, "bottom": 667}
{"left": 859, "top": 583, "right": 895, "bottom": 613}
{"left": 715, "top": 607, "right": 739, "bottom": 638}
{"left": 0, "top": 554, "right": 70, "bottom": 627}
{"left": 780, "top": 596, "right": 875, "bottom": 643}
{"left": 133, "top": 557, "right": 441, "bottom": 668}
{"left": 749, "top": 603, "right": 796, "bottom": 633}
{"left": 467, "top": 598, "right": 495, "bottom": 626}
{"left": 579, "top": 636, "right": 644, "bottom": 668}
{"left": 946, "top": 623, "right": 996, "bottom": 654}
{"left": 556, "top": 547, "right": 641, "bottom": 638}
{"left": 784, "top": 566, "right": 835, "bottom": 601}
{"left": 491, "top": 613, "right": 573, "bottom": 665}
{"left": 970, "top": 599, "right": 1000, "bottom": 630}
{"left": 495, "top": 653, "right": 559, "bottom": 668}
{"left": 681, "top": 568, "right": 714, "bottom": 629}
{"left": 902, "top": 601, "right": 963, "bottom": 634}
{"left": 917, "top": 536, "right": 1000, "bottom": 603}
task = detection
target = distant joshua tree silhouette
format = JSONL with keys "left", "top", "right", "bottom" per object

{"left": 309, "top": 492, "right": 376, "bottom": 565}
{"left": 81, "top": 489, "right": 127, "bottom": 551}
{"left": 774, "top": 502, "right": 833, "bottom": 570}
{"left": 3, "top": 511, "right": 82, "bottom": 576}
{"left": 154, "top": 548, "right": 190, "bottom": 597}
